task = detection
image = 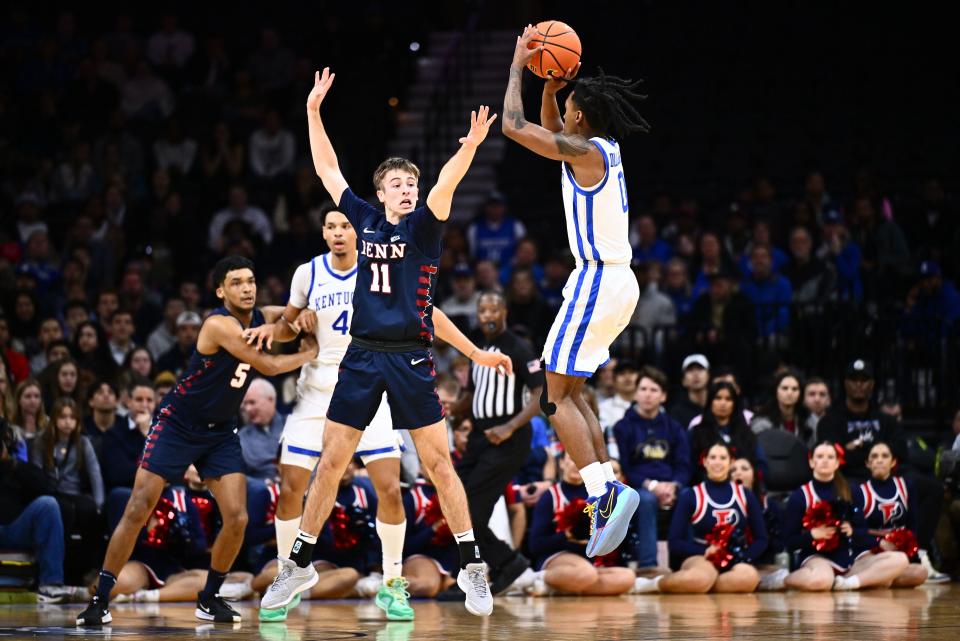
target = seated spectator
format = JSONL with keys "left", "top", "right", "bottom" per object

{"left": 398, "top": 479, "right": 458, "bottom": 598}
{"left": 802, "top": 376, "right": 831, "bottom": 439}
{"left": 248, "top": 109, "right": 295, "bottom": 182}
{"left": 146, "top": 14, "right": 195, "bottom": 71}
{"left": 526, "top": 451, "right": 635, "bottom": 596}
{"left": 152, "top": 119, "right": 197, "bottom": 177}
{"left": 539, "top": 255, "right": 570, "bottom": 316}
{"left": 499, "top": 238, "right": 544, "bottom": 287}
{"left": 692, "top": 231, "right": 736, "bottom": 298}
{"left": 783, "top": 226, "right": 836, "bottom": 304}
{"left": 83, "top": 380, "right": 125, "bottom": 464}
{"left": 466, "top": 191, "right": 525, "bottom": 265}
{"left": 730, "top": 456, "right": 786, "bottom": 589}
{"left": 817, "top": 209, "right": 862, "bottom": 301}
{"left": 157, "top": 311, "right": 202, "bottom": 377}
{"left": 474, "top": 259, "right": 502, "bottom": 293}
{"left": 122, "top": 346, "right": 155, "bottom": 382}
{"left": 31, "top": 398, "right": 104, "bottom": 546}
{"left": 850, "top": 196, "right": 911, "bottom": 301}
{"left": 598, "top": 360, "right": 639, "bottom": 436}
{"left": 593, "top": 359, "right": 617, "bottom": 402}
{"left": 0, "top": 316, "right": 31, "bottom": 383}
{"left": 121, "top": 62, "right": 174, "bottom": 121}
{"left": 663, "top": 258, "right": 697, "bottom": 321}
{"left": 690, "top": 381, "right": 767, "bottom": 482}
{"left": 901, "top": 261, "right": 960, "bottom": 343}
{"left": 147, "top": 298, "right": 187, "bottom": 361}
{"left": 613, "top": 366, "right": 690, "bottom": 571}
{"left": 668, "top": 354, "right": 710, "bottom": 429}
{"left": 39, "top": 358, "right": 81, "bottom": 411}
{"left": 71, "top": 320, "right": 119, "bottom": 382}
{"left": 102, "top": 380, "right": 156, "bottom": 490}
{"left": 633, "top": 442, "right": 767, "bottom": 594}
{"left": 751, "top": 369, "right": 813, "bottom": 446}
{"left": 208, "top": 184, "right": 273, "bottom": 253}
{"left": 29, "top": 317, "right": 65, "bottom": 375}
{"left": 107, "top": 310, "right": 137, "bottom": 366}
{"left": 685, "top": 270, "right": 757, "bottom": 371}
{"left": 629, "top": 261, "right": 676, "bottom": 349}
{"left": 11, "top": 379, "right": 48, "bottom": 444}
{"left": 0, "top": 416, "right": 83, "bottom": 603}
{"left": 440, "top": 263, "right": 480, "bottom": 334}
{"left": 238, "top": 379, "right": 284, "bottom": 480}
{"left": 631, "top": 215, "right": 673, "bottom": 266}
{"left": 505, "top": 269, "right": 551, "bottom": 348}
{"left": 739, "top": 245, "right": 792, "bottom": 340}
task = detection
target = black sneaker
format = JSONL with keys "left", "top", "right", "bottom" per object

{"left": 76, "top": 595, "right": 112, "bottom": 626}
{"left": 195, "top": 592, "right": 241, "bottom": 623}
{"left": 490, "top": 552, "right": 531, "bottom": 595}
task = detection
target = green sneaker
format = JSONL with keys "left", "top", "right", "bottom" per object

{"left": 259, "top": 592, "right": 301, "bottom": 622}
{"left": 374, "top": 578, "right": 415, "bottom": 621}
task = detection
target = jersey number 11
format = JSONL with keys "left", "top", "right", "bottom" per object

{"left": 370, "top": 262, "right": 392, "bottom": 294}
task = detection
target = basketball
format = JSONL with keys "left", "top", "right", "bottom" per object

{"left": 527, "top": 20, "right": 581, "bottom": 79}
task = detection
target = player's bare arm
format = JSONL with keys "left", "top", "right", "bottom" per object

{"left": 306, "top": 67, "right": 349, "bottom": 204}
{"left": 541, "top": 62, "right": 581, "bottom": 133}
{"left": 503, "top": 26, "right": 600, "bottom": 167}
{"left": 200, "top": 314, "right": 318, "bottom": 376}
{"left": 425, "top": 106, "right": 498, "bottom": 221}
{"left": 433, "top": 308, "right": 513, "bottom": 376}
{"left": 246, "top": 305, "right": 318, "bottom": 350}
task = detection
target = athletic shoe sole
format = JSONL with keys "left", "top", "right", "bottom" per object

{"left": 262, "top": 569, "right": 319, "bottom": 610}
{"left": 587, "top": 486, "right": 640, "bottom": 558}
{"left": 76, "top": 611, "right": 112, "bottom": 626}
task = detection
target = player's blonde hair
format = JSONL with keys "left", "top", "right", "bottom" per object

{"left": 373, "top": 157, "right": 420, "bottom": 191}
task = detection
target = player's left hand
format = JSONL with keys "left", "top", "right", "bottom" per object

{"left": 512, "top": 24, "right": 540, "bottom": 68}
{"left": 471, "top": 348, "right": 513, "bottom": 376}
{"left": 459, "top": 105, "right": 498, "bottom": 148}
{"left": 243, "top": 324, "right": 275, "bottom": 351}
{"left": 484, "top": 424, "right": 514, "bottom": 445}
{"left": 295, "top": 309, "right": 318, "bottom": 333}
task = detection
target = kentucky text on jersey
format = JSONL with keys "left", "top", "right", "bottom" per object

{"left": 315, "top": 290, "right": 353, "bottom": 310}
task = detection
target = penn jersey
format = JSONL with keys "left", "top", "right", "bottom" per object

{"left": 561, "top": 137, "right": 632, "bottom": 265}
{"left": 288, "top": 253, "right": 357, "bottom": 389}
{"left": 156, "top": 307, "right": 265, "bottom": 430}
{"left": 337, "top": 188, "right": 443, "bottom": 343}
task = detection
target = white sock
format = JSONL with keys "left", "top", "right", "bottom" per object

{"left": 296, "top": 529, "right": 319, "bottom": 544}
{"left": 135, "top": 588, "right": 159, "bottom": 602}
{"left": 601, "top": 461, "right": 616, "bottom": 482}
{"left": 453, "top": 529, "right": 476, "bottom": 544}
{"left": 275, "top": 516, "right": 301, "bottom": 559}
{"left": 580, "top": 462, "right": 608, "bottom": 498}
{"left": 845, "top": 575, "right": 861, "bottom": 589}
{"left": 376, "top": 518, "right": 406, "bottom": 582}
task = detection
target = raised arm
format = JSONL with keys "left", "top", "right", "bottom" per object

{"left": 432, "top": 307, "right": 512, "bottom": 376}
{"left": 306, "top": 68, "right": 349, "bottom": 204}
{"left": 199, "top": 315, "right": 318, "bottom": 377}
{"left": 540, "top": 62, "right": 580, "bottom": 132}
{"left": 502, "top": 26, "right": 599, "bottom": 166}
{"left": 425, "top": 106, "right": 497, "bottom": 221}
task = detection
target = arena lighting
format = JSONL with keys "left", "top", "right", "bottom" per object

{"left": 409, "top": 41, "right": 420, "bottom": 52}
{"left": 388, "top": 97, "right": 399, "bottom": 107}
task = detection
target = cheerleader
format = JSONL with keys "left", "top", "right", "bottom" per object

{"left": 783, "top": 441, "right": 908, "bottom": 591}
{"left": 398, "top": 479, "right": 458, "bottom": 597}
{"left": 526, "top": 452, "right": 635, "bottom": 596}
{"left": 251, "top": 460, "right": 376, "bottom": 601}
{"left": 853, "top": 441, "right": 927, "bottom": 588}
{"left": 634, "top": 441, "right": 768, "bottom": 593}
{"left": 730, "top": 456, "right": 788, "bottom": 590}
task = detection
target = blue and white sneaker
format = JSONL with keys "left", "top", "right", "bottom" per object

{"left": 585, "top": 481, "right": 640, "bottom": 558}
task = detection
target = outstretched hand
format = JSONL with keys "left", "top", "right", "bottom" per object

{"left": 306, "top": 67, "right": 335, "bottom": 112}
{"left": 544, "top": 62, "right": 581, "bottom": 94}
{"left": 471, "top": 348, "right": 513, "bottom": 376}
{"left": 512, "top": 24, "right": 540, "bottom": 68}
{"left": 459, "top": 105, "right": 498, "bottom": 148}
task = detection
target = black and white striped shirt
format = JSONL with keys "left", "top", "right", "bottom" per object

{"left": 469, "top": 330, "right": 544, "bottom": 431}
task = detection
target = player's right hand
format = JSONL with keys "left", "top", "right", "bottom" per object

{"left": 295, "top": 308, "right": 318, "bottom": 333}
{"left": 243, "top": 324, "right": 275, "bottom": 352}
{"left": 306, "top": 68, "right": 335, "bottom": 112}
{"left": 544, "top": 63, "right": 581, "bottom": 94}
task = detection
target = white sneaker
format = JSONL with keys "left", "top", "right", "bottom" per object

{"left": 356, "top": 572, "right": 385, "bottom": 598}
{"left": 503, "top": 568, "right": 537, "bottom": 595}
{"left": 527, "top": 573, "right": 553, "bottom": 597}
{"left": 631, "top": 576, "right": 662, "bottom": 594}
{"left": 260, "top": 557, "right": 319, "bottom": 609}
{"left": 918, "top": 549, "right": 951, "bottom": 584}
{"left": 758, "top": 568, "right": 789, "bottom": 592}
{"left": 457, "top": 562, "right": 493, "bottom": 616}
{"left": 219, "top": 579, "right": 253, "bottom": 601}
{"left": 37, "top": 584, "right": 83, "bottom": 604}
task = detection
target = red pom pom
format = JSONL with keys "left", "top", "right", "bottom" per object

{"left": 705, "top": 523, "right": 735, "bottom": 569}
{"left": 802, "top": 501, "right": 841, "bottom": 552}
{"left": 424, "top": 496, "right": 453, "bottom": 545}
{"left": 330, "top": 505, "right": 360, "bottom": 550}
{"left": 144, "top": 497, "right": 176, "bottom": 548}
{"left": 874, "top": 527, "right": 919, "bottom": 559}
{"left": 190, "top": 495, "right": 217, "bottom": 541}
{"left": 554, "top": 498, "right": 589, "bottom": 534}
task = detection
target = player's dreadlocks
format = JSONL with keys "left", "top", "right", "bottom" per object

{"left": 568, "top": 68, "right": 650, "bottom": 140}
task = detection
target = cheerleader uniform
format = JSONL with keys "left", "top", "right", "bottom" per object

{"left": 853, "top": 475, "right": 920, "bottom": 561}
{"left": 313, "top": 477, "right": 379, "bottom": 573}
{"left": 754, "top": 494, "right": 784, "bottom": 566}
{"left": 529, "top": 481, "right": 590, "bottom": 571}
{"left": 132, "top": 485, "right": 207, "bottom": 587}
{"left": 401, "top": 480, "right": 458, "bottom": 575}
{"left": 784, "top": 479, "right": 870, "bottom": 573}
{"left": 667, "top": 480, "right": 768, "bottom": 571}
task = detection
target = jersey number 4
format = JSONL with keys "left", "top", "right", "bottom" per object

{"left": 230, "top": 363, "right": 251, "bottom": 388}
{"left": 369, "top": 262, "right": 392, "bottom": 294}
{"left": 332, "top": 310, "right": 349, "bottom": 335}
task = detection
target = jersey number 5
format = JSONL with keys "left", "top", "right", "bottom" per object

{"left": 369, "top": 262, "right": 392, "bottom": 294}
{"left": 230, "top": 363, "right": 251, "bottom": 388}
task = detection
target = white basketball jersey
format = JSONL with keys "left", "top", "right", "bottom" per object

{"left": 288, "top": 253, "right": 357, "bottom": 391}
{"left": 560, "top": 137, "right": 632, "bottom": 265}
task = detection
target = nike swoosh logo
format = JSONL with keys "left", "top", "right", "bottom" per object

{"left": 364, "top": 227, "right": 376, "bottom": 234}
{"left": 411, "top": 358, "right": 427, "bottom": 366}
{"left": 199, "top": 604, "right": 211, "bottom": 613}
{"left": 598, "top": 489, "right": 616, "bottom": 519}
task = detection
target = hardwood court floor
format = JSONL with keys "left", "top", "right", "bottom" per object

{"left": 1, "top": 585, "right": 959, "bottom": 640}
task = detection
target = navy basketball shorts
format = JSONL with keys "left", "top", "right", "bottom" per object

{"left": 326, "top": 344, "right": 444, "bottom": 431}
{"left": 140, "top": 415, "right": 244, "bottom": 481}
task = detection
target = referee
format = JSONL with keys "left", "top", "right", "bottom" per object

{"left": 456, "top": 291, "right": 544, "bottom": 594}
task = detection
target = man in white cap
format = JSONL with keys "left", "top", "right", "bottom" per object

{"left": 667, "top": 354, "right": 709, "bottom": 428}
{"left": 156, "top": 311, "right": 202, "bottom": 377}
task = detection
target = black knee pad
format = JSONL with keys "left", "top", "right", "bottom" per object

{"left": 539, "top": 363, "right": 557, "bottom": 417}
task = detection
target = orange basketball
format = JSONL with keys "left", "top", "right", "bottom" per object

{"left": 527, "top": 20, "right": 581, "bottom": 79}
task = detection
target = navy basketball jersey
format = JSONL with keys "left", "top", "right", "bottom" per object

{"left": 689, "top": 480, "right": 750, "bottom": 544}
{"left": 337, "top": 188, "right": 443, "bottom": 343}
{"left": 156, "top": 307, "right": 265, "bottom": 429}
{"left": 857, "top": 476, "right": 911, "bottom": 531}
